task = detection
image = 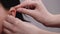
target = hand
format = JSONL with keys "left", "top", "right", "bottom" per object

{"left": 15, "top": 0, "right": 54, "bottom": 26}
{"left": 3, "top": 15, "right": 40, "bottom": 34}
{"left": 3, "top": 15, "right": 59, "bottom": 34}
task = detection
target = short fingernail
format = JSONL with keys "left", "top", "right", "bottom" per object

{"left": 17, "top": 8, "right": 23, "bottom": 11}
{"left": 7, "top": 15, "right": 15, "bottom": 19}
{"left": 17, "top": 8, "right": 20, "bottom": 11}
{"left": 8, "top": 15, "right": 13, "bottom": 17}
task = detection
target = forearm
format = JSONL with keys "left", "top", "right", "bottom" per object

{"left": 38, "top": 29, "right": 60, "bottom": 34}
{"left": 53, "top": 14, "right": 60, "bottom": 23}
{"left": 40, "top": 13, "right": 60, "bottom": 27}
{"left": 22, "top": 22, "right": 60, "bottom": 34}
{"left": 35, "top": 2, "right": 60, "bottom": 27}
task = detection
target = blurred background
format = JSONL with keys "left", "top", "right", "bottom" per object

{"left": 20, "top": 0, "right": 60, "bottom": 32}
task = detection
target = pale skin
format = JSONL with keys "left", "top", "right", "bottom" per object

{"left": 0, "top": 3, "right": 16, "bottom": 34}
{"left": 15, "top": 0, "right": 60, "bottom": 27}
{"left": 3, "top": 15, "right": 60, "bottom": 34}
{"left": 3, "top": 0, "right": 60, "bottom": 34}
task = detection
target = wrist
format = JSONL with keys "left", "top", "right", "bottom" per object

{"left": 40, "top": 12, "right": 54, "bottom": 26}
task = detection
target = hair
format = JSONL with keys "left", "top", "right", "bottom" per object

{"left": 0, "top": 0, "right": 25, "bottom": 21}
{"left": 0, "top": 0, "right": 27, "bottom": 34}
{"left": 0, "top": 0, "right": 20, "bottom": 10}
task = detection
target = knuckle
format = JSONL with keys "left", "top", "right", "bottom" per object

{"left": 12, "top": 27, "right": 18, "bottom": 32}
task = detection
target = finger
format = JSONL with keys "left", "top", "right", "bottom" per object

{"left": 5, "top": 15, "right": 23, "bottom": 25}
{"left": 3, "top": 21, "right": 17, "bottom": 32}
{"left": 14, "top": 1, "right": 38, "bottom": 9}
{"left": 3, "top": 28, "right": 12, "bottom": 34}
{"left": 17, "top": 8, "right": 38, "bottom": 18}
{"left": 17, "top": 8, "right": 33, "bottom": 15}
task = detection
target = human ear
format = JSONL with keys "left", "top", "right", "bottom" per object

{"left": 8, "top": 7, "right": 16, "bottom": 17}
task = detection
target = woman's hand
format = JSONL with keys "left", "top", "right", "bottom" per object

{"left": 15, "top": 0, "right": 55, "bottom": 27}
{"left": 3, "top": 15, "right": 60, "bottom": 34}
{"left": 3, "top": 15, "right": 40, "bottom": 34}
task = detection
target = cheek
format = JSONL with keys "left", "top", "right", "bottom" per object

{"left": 0, "top": 8, "right": 7, "bottom": 33}
{"left": 0, "top": 8, "right": 7, "bottom": 21}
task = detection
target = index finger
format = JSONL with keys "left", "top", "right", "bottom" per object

{"left": 14, "top": 1, "right": 37, "bottom": 9}
{"left": 5, "top": 15, "right": 23, "bottom": 25}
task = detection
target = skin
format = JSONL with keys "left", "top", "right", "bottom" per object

{"left": 2, "top": 0, "right": 60, "bottom": 34}
{"left": 0, "top": 3, "right": 16, "bottom": 34}
{"left": 3, "top": 15, "right": 60, "bottom": 34}
{"left": 0, "top": 4, "right": 6, "bottom": 34}
{"left": 15, "top": 0, "right": 60, "bottom": 27}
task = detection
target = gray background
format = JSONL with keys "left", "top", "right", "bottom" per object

{"left": 21, "top": 0, "right": 60, "bottom": 32}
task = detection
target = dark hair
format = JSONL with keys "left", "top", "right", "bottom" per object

{"left": 0, "top": 0, "right": 20, "bottom": 10}
{"left": 0, "top": 0, "right": 25, "bottom": 21}
{"left": 0, "top": 0, "right": 26, "bottom": 34}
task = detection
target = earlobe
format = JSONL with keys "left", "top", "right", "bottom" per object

{"left": 9, "top": 8, "right": 16, "bottom": 17}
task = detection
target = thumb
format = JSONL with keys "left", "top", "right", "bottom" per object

{"left": 17, "top": 8, "right": 34, "bottom": 16}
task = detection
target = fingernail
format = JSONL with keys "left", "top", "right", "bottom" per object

{"left": 17, "top": 8, "right": 22, "bottom": 12}
{"left": 17, "top": 8, "right": 20, "bottom": 11}
{"left": 7, "top": 15, "right": 14, "bottom": 18}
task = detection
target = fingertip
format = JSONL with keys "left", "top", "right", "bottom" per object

{"left": 17, "top": 8, "right": 26, "bottom": 13}
{"left": 6, "top": 15, "right": 15, "bottom": 21}
{"left": 8, "top": 15, "right": 15, "bottom": 18}
{"left": 17, "top": 8, "right": 22, "bottom": 11}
